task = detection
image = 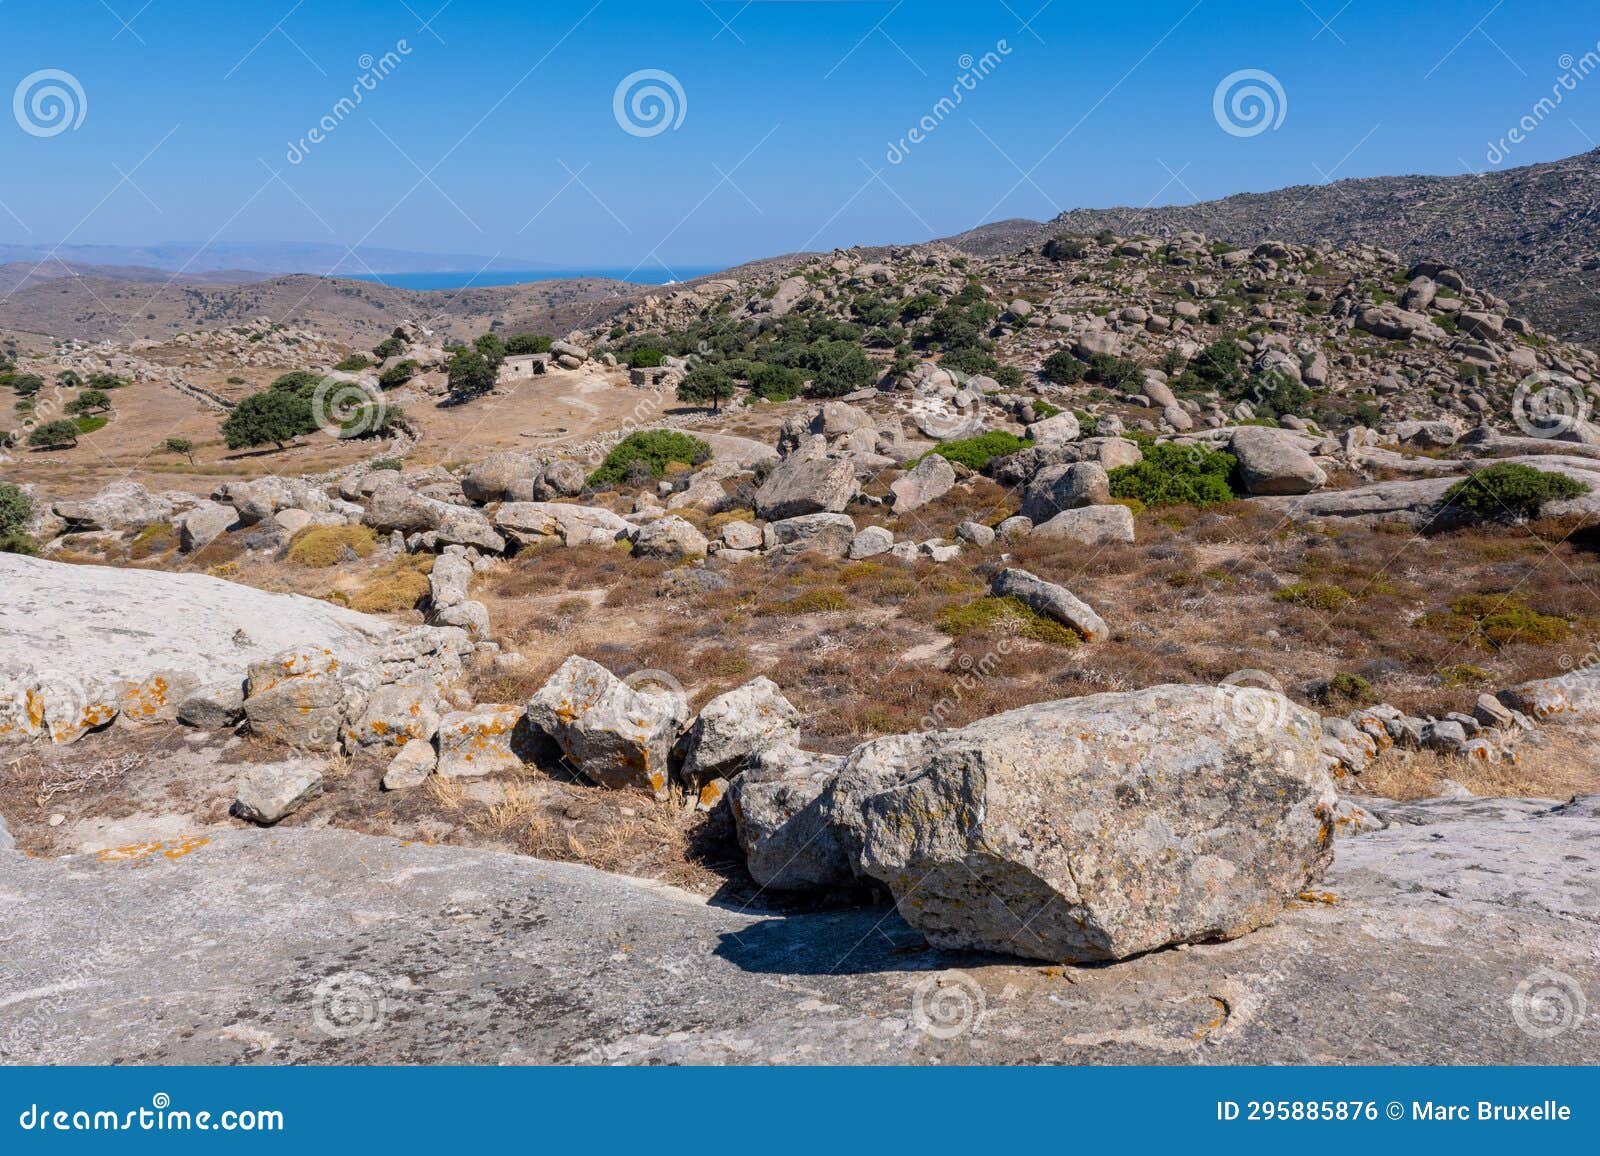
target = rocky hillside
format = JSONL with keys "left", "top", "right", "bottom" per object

{"left": 0, "top": 271, "right": 645, "bottom": 347}
{"left": 952, "top": 148, "right": 1600, "bottom": 344}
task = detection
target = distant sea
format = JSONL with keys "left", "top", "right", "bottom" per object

{"left": 345, "top": 267, "right": 723, "bottom": 291}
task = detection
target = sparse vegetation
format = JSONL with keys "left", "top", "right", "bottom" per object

{"left": 1444, "top": 463, "right": 1589, "bottom": 522}
{"left": 588, "top": 430, "right": 712, "bottom": 487}
{"left": 1109, "top": 444, "right": 1237, "bottom": 507}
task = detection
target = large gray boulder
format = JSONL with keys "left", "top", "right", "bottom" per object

{"left": 0, "top": 554, "right": 392, "bottom": 701}
{"left": 990, "top": 567, "right": 1109, "bottom": 642}
{"left": 826, "top": 686, "right": 1334, "bottom": 962}
{"left": 461, "top": 452, "right": 539, "bottom": 503}
{"left": 729, "top": 745, "right": 852, "bottom": 891}
{"left": 525, "top": 657, "right": 689, "bottom": 798}
{"left": 1031, "top": 504, "right": 1135, "bottom": 545}
{"left": 233, "top": 762, "right": 324, "bottom": 826}
{"left": 889, "top": 454, "right": 955, "bottom": 513}
{"left": 680, "top": 677, "right": 801, "bottom": 785}
{"left": 4, "top": 797, "right": 1599, "bottom": 1063}
{"left": 243, "top": 647, "right": 372, "bottom": 751}
{"left": 767, "top": 513, "right": 856, "bottom": 558}
{"left": 494, "top": 502, "right": 631, "bottom": 548}
{"left": 1499, "top": 667, "right": 1600, "bottom": 723}
{"left": 754, "top": 456, "right": 858, "bottom": 520}
{"left": 1020, "top": 462, "right": 1110, "bottom": 523}
{"left": 633, "top": 515, "right": 709, "bottom": 560}
{"left": 53, "top": 482, "right": 174, "bottom": 532}
{"left": 1230, "top": 428, "right": 1327, "bottom": 495}
{"left": 176, "top": 501, "right": 235, "bottom": 553}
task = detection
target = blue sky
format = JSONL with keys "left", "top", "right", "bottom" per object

{"left": 2, "top": 0, "right": 1597, "bottom": 272}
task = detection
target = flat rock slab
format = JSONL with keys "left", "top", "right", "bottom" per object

{"left": 2, "top": 798, "right": 1596, "bottom": 1064}
{"left": 0, "top": 554, "right": 393, "bottom": 687}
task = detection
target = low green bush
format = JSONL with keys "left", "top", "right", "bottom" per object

{"left": 1444, "top": 463, "right": 1588, "bottom": 521}
{"left": 926, "top": 431, "right": 1031, "bottom": 471}
{"left": 1108, "top": 443, "right": 1237, "bottom": 507}
{"left": 588, "top": 430, "right": 712, "bottom": 487}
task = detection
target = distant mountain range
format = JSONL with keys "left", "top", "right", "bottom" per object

{"left": 948, "top": 147, "right": 1600, "bottom": 343}
{"left": 0, "top": 241, "right": 544, "bottom": 278}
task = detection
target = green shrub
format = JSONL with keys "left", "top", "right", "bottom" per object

{"left": 1041, "top": 351, "right": 1086, "bottom": 385}
{"left": 939, "top": 347, "right": 999, "bottom": 376}
{"left": 749, "top": 362, "right": 805, "bottom": 401}
{"left": 1085, "top": 354, "right": 1145, "bottom": 391}
{"left": 1108, "top": 443, "right": 1237, "bottom": 507}
{"left": 221, "top": 388, "right": 315, "bottom": 450}
{"left": 1275, "top": 583, "right": 1356, "bottom": 612}
{"left": 333, "top": 354, "right": 370, "bottom": 372}
{"left": 0, "top": 482, "right": 33, "bottom": 537}
{"left": 926, "top": 431, "right": 1032, "bottom": 471}
{"left": 64, "top": 388, "right": 111, "bottom": 415}
{"left": 628, "top": 347, "right": 666, "bottom": 369}
{"left": 804, "top": 342, "right": 876, "bottom": 397}
{"left": 1031, "top": 400, "right": 1063, "bottom": 420}
{"left": 1074, "top": 410, "right": 1100, "bottom": 437}
{"left": 378, "top": 360, "right": 419, "bottom": 389}
{"left": 1327, "top": 672, "right": 1373, "bottom": 704}
{"left": 446, "top": 348, "right": 498, "bottom": 400}
{"left": 373, "top": 335, "right": 406, "bottom": 360}
{"left": 1422, "top": 593, "right": 1571, "bottom": 649}
{"left": 677, "top": 366, "right": 736, "bottom": 412}
{"left": 504, "top": 333, "right": 552, "bottom": 355}
{"left": 588, "top": 430, "right": 712, "bottom": 487}
{"left": 27, "top": 419, "right": 81, "bottom": 448}
{"left": 1444, "top": 463, "right": 1588, "bottom": 521}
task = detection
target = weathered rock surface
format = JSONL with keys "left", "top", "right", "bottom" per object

{"left": 1230, "top": 427, "right": 1327, "bottom": 495}
{"left": 826, "top": 686, "right": 1335, "bottom": 962}
{"left": 754, "top": 456, "right": 858, "bottom": 520}
{"left": 1499, "top": 667, "right": 1600, "bottom": 723}
{"left": 233, "top": 762, "right": 324, "bottom": 826}
{"left": 435, "top": 705, "right": 536, "bottom": 779}
{"left": 1020, "top": 462, "right": 1110, "bottom": 522}
{"left": 990, "top": 567, "right": 1109, "bottom": 642}
{"left": 767, "top": 512, "right": 856, "bottom": 558}
{"left": 0, "top": 553, "right": 392, "bottom": 693}
{"left": 680, "top": 678, "right": 801, "bottom": 785}
{"left": 889, "top": 454, "right": 955, "bottom": 513}
{"left": 1031, "top": 504, "right": 1136, "bottom": 545}
{"left": 525, "top": 657, "right": 688, "bottom": 797}
{"left": 494, "top": 502, "right": 631, "bottom": 548}
{"left": 729, "top": 745, "right": 851, "bottom": 891}
{"left": 6, "top": 795, "right": 1595, "bottom": 1062}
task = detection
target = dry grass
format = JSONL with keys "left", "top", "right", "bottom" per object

{"left": 286, "top": 524, "right": 377, "bottom": 567}
{"left": 1358, "top": 728, "right": 1600, "bottom": 801}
